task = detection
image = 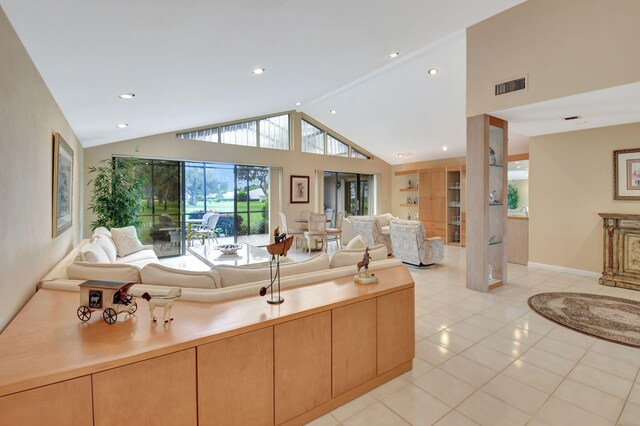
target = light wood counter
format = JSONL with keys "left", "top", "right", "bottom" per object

{"left": 0, "top": 265, "right": 414, "bottom": 425}
{"left": 507, "top": 216, "right": 529, "bottom": 265}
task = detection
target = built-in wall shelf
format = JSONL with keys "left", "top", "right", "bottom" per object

{"left": 394, "top": 170, "right": 418, "bottom": 176}
{"left": 399, "top": 188, "right": 418, "bottom": 192}
{"left": 400, "top": 204, "right": 418, "bottom": 207}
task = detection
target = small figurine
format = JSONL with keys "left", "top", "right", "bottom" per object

{"left": 407, "top": 196, "right": 412, "bottom": 204}
{"left": 489, "top": 191, "right": 499, "bottom": 204}
{"left": 354, "top": 247, "right": 378, "bottom": 284}
{"left": 489, "top": 147, "right": 497, "bottom": 165}
{"left": 407, "top": 212, "right": 411, "bottom": 220}
{"left": 488, "top": 264, "right": 494, "bottom": 282}
{"left": 273, "top": 226, "right": 286, "bottom": 243}
{"left": 414, "top": 196, "right": 419, "bottom": 204}
{"left": 141, "top": 287, "right": 182, "bottom": 323}
{"left": 76, "top": 280, "right": 138, "bottom": 325}
{"left": 489, "top": 235, "right": 497, "bottom": 244}
{"left": 407, "top": 179, "right": 412, "bottom": 189}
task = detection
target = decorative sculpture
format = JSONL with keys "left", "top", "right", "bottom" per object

{"left": 259, "top": 228, "right": 293, "bottom": 304}
{"left": 354, "top": 247, "right": 378, "bottom": 284}
{"left": 141, "top": 287, "right": 182, "bottom": 323}
{"left": 489, "top": 147, "right": 497, "bottom": 165}
{"left": 489, "top": 191, "right": 499, "bottom": 204}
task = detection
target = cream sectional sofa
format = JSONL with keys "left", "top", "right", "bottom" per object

{"left": 40, "top": 230, "right": 397, "bottom": 303}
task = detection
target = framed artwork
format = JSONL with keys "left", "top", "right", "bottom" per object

{"left": 614, "top": 148, "right": 640, "bottom": 200}
{"left": 290, "top": 175, "right": 309, "bottom": 204}
{"left": 52, "top": 132, "right": 73, "bottom": 237}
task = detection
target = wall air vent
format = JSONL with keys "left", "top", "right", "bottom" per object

{"left": 495, "top": 76, "right": 526, "bottom": 96}
{"left": 563, "top": 115, "right": 582, "bottom": 121}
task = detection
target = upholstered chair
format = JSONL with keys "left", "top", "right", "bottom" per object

{"left": 325, "top": 211, "right": 344, "bottom": 249}
{"left": 349, "top": 216, "right": 392, "bottom": 254}
{"left": 304, "top": 213, "right": 328, "bottom": 254}
{"left": 389, "top": 219, "right": 444, "bottom": 266}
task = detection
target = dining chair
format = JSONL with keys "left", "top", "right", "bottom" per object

{"left": 279, "top": 212, "right": 304, "bottom": 249}
{"left": 194, "top": 213, "right": 220, "bottom": 245}
{"left": 325, "top": 211, "right": 344, "bottom": 250}
{"left": 304, "top": 213, "right": 328, "bottom": 254}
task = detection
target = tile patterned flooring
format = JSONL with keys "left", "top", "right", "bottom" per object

{"left": 305, "top": 246, "right": 640, "bottom": 426}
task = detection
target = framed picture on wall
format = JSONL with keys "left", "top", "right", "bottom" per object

{"left": 614, "top": 148, "right": 640, "bottom": 200}
{"left": 53, "top": 132, "right": 74, "bottom": 237}
{"left": 290, "top": 175, "right": 309, "bottom": 204}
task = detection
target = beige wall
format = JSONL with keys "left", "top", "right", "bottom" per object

{"left": 467, "top": 0, "right": 640, "bottom": 116}
{"left": 0, "top": 7, "right": 83, "bottom": 331}
{"left": 391, "top": 157, "right": 465, "bottom": 219}
{"left": 83, "top": 112, "right": 391, "bottom": 238}
{"left": 529, "top": 122, "right": 640, "bottom": 272}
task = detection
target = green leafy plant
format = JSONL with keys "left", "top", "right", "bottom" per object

{"left": 507, "top": 184, "right": 519, "bottom": 210}
{"left": 88, "top": 157, "right": 148, "bottom": 231}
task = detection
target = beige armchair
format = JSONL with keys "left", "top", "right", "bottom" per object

{"left": 389, "top": 219, "right": 444, "bottom": 266}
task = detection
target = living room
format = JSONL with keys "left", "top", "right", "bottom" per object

{"left": 2, "top": 1, "right": 640, "bottom": 425}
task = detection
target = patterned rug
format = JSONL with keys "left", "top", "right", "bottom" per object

{"left": 528, "top": 292, "right": 640, "bottom": 348}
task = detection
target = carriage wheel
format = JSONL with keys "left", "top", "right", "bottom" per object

{"left": 130, "top": 301, "right": 138, "bottom": 314}
{"left": 77, "top": 306, "right": 91, "bottom": 322}
{"left": 103, "top": 308, "right": 117, "bottom": 324}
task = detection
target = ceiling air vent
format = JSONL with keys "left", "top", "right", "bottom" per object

{"left": 563, "top": 115, "right": 582, "bottom": 121}
{"left": 495, "top": 76, "right": 526, "bottom": 96}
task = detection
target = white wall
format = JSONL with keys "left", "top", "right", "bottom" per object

{"left": 0, "top": 7, "right": 83, "bottom": 331}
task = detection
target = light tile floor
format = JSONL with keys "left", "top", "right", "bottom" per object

{"left": 306, "top": 246, "right": 640, "bottom": 426}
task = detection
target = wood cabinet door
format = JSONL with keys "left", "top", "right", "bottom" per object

{"left": 332, "top": 299, "right": 377, "bottom": 396}
{"left": 377, "top": 289, "right": 415, "bottom": 374}
{"left": 93, "top": 349, "right": 197, "bottom": 426}
{"left": 419, "top": 198, "right": 433, "bottom": 221}
{"left": 431, "top": 171, "right": 447, "bottom": 198}
{"left": 0, "top": 376, "right": 93, "bottom": 426}
{"left": 432, "top": 197, "right": 447, "bottom": 223}
{"left": 198, "top": 328, "right": 274, "bottom": 426}
{"left": 274, "top": 312, "right": 331, "bottom": 424}
{"left": 419, "top": 172, "right": 432, "bottom": 197}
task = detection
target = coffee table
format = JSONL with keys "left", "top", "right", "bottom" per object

{"left": 188, "top": 244, "right": 271, "bottom": 268}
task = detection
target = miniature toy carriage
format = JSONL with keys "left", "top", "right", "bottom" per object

{"left": 77, "top": 280, "right": 138, "bottom": 324}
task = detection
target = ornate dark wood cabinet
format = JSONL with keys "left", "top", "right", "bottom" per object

{"left": 599, "top": 213, "right": 640, "bottom": 291}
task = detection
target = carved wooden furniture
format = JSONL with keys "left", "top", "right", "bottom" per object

{"left": 599, "top": 213, "right": 640, "bottom": 291}
{"left": 0, "top": 265, "right": 414, "bottom": 425}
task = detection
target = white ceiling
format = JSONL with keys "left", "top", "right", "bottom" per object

{"left": 494, "top": 82, "right": 640, "bottom": 138}
{"left": 1, "top": 0, "right": 524, "bottom": 163}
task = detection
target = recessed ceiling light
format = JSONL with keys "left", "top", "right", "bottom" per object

{"left": 116, "top": 123, "right": 128, "bottom": 128}
{"left": 119, "top": 93, "right": 135, "bottom": 99}
{"left": 295, "top": 101, "right": 302, "bottom": 106}
{"left": 397, "top": 154, "right": 404, "bottom": 158}
{"left": 427, "top": 68, "right": 439, "bottom": 75}
{"left": 389, "top": 52, "right": 400, "bottom": 58}
{"left": 515, "top": 161, "right": 520, "bottom": 164}
{"left": 252, "top": 68, "right": 265, "bottom": 75}
{"left": 442, "top": 146, "right": 448, "bottom": 151}
{"left": 330, "top": 109, "right": 336, "bottom": 114}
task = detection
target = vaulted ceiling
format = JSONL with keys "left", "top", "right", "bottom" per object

{"left": 1, "top": 0, "right": 526, "bottom": 164}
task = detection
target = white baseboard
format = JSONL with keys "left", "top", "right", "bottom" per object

{"left": 526, "top": 262, "right": 601, "bottom": 279}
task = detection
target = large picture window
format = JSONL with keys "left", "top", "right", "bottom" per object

{"left": 221, "top": 121, "right": 257, "bottom": 147}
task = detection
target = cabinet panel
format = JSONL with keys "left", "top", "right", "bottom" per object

{"left": 332, "top": 299, "right": 377, "bottom": 396}
{"left": 431, "top": 171, "right": 447, "bottom": 198}
{"left": 93, "top": 349, "right": 197, "bottom": 426}
{"left": 198, "top": 328, "right": 273, "bottom": 426}
{"left": 432, "top": 197, "right": 447, "bottom": 223}
{"left": 419, "top": 173, "right": 432, "bottom": 196}
{"left": 0, "top": 376, "right": 92, "bottom": 426}
{"left": 377, "top": 289, "right": 415, "bottom": 374}
{"left": 275, "top": 312, "right": 331, "bottom": 424}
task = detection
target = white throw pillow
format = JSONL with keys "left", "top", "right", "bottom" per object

{"left": 79, "top": 242, "right": 110, "bottom": 263}
{"left": 346, "top": 235, "right": 366, "bottom": 250}
{"left": 111, "top": 226, "right": 144, "bottom": 257}
{"left": 92, "top": 235, "right": 117, "bottom": 263}
{"left": 93, "top": 227, "right": 112, "bottom": 238}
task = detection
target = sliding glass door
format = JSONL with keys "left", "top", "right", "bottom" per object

{"left": 324, "top": 172, "right": 373, "bottom": 221}
{"left": 235, "top": 166, "right": 269, "bottom": 245}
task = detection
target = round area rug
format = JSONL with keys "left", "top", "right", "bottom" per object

{"left": 528, "top": 292, "right": 640, "bottom": 348}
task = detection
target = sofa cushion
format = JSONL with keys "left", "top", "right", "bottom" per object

{"left": 114, "top": 249, "right": 158, "bottom": 264}
{"left": 330, "top": 244, "right": 388, "bottom": 268}
{"left": 217, "top": 253, "right": 330, "bottom": 287}
{"left": 79, "top": 242, "right": 110, "bottom": 263}
{"left": 111, "top": 226, "right": 144, "bottom": 257}
{"left": 141, "top": 263, "right": 221, "bottom": 289}
{"left": 346, "top": 235, "right": 366, "bottom": 250}
{"left": 92, "top": 235, "right": 117, "bottom": 263}
{"left": 67, "top": 262, "right": 141, "bottom": 282}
